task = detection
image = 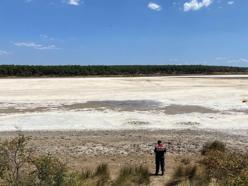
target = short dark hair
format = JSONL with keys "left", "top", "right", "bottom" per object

{"left": 157, "top": 140, "right": 162, "bottom": 144}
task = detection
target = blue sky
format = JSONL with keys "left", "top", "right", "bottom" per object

{"left": 0, "top": 0, "right": 247, "bottom": 66}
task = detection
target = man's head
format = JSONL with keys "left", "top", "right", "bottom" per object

{"left": 157, "top": 140, "right": 162, "bottom": 144}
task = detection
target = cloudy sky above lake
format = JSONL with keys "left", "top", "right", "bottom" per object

{"left": 0, "top": 0, "right": 247, "bottom": 66}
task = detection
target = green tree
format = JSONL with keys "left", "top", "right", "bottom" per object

{"left": 31, "top": 154, "right": 67, "bottom": 186}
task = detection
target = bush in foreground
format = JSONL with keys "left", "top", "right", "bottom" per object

{"left": 31, "top": 154, "right": 67, "bottom": 186}
{"left": 0, "top": 134, "right": 150, "bottom": 186}
{"left": 0, "top": 134, "right": 33, "bottom": 186}
{"left": 202, "top": 150, "right": 248, "bottom": 185}
{"left": 113, "top": 166, "right": 150, "bottom": 186}
{"left": 166, "top": 162, "right": 209, "bottom": 186}
{"left": 167, "top": 141, "right": 248, "bottom": 186}
{"left": 201, "top": 140, "right": 226, "bottom": 155}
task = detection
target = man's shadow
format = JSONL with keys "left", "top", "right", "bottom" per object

{"left": 149, "top": 173, "right": 164, "bottom": 176}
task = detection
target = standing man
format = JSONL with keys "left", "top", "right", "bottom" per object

{"left": 154, "top": 140, "right": 166, "bottom": 175}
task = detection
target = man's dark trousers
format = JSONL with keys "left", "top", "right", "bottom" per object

{"left": 156, "top": 157, "right": 165, "bottom": 175}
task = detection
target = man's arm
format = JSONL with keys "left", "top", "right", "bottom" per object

{"left": 164, "top": 146, "right": 167, "bottom": 153}
{"left": 154, "top": 145, "right": 158, "bottom": 153}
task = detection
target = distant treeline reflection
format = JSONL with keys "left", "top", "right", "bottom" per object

{"left": 0, "top": 65, "right": 247, "bottom": 77}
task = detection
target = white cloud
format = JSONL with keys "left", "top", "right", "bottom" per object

{"left": 184, "top": 0, "right": 213, "bottom": 12}
{"left": 228, "top": 58, "right": 248, "bottom": 63}
{"left": 0, "top": 50, "right": 10, "bottom": 56}
{"left": 40, "top": 34, "right": 55, "bottom": 41}
{"left": 14, "top": 42, "right": 60, "bottom": 50}
{"left": 40, "top": 34, "right": 64, "bottom": 43}
{"left": 227, "top": 1, "right": 234, "bottom": 5}
{"left": 148, "top": 2, "right": 162, "bottom": 11}
{"left": 67, "top": 0, "right": 80, "bottom": 6}
{"left": 215, "top": 57, "right": 248, "bottom": 67}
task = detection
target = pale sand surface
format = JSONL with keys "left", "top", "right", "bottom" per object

{"left": 0, "top": 75, "right": 247, "bottom": 131}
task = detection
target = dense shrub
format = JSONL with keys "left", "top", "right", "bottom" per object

{"left": 50, "top": 163, "right": 111, "bottom": 186}
{"left": 0, "top": 134, "right": 33, "bottom": 186}
{"left": 62, "top": 172, "right": 82, "bottom": 186}
{"left": 168, "top": 141, "right": 248, "bottom": 186}
{"left": 94, "top": 164, "right": 110, "bottom": 186}
{"left": 202, "top": 150, "right": 248, "bottom": 185}
{"left": 80, "top": 169, "right": 93, "bottom": 180}
{"left": 201, "top": 140, "right": 226, "bottom": 155}
{"left": 229, "top": 169, "right": 248, "bottom": 186}
{"left": 31, "top": 154, "right": 67, "bottom": 186}
{"left": 166, "top": 163, "right": 210, "bottom": 186}
{"left": 113, "top": 166, "right": 150, "bottom": 186}
{"left": 0, "top": 134, "right": 151, "bottom": 186}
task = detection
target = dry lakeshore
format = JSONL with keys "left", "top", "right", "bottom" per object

{"left": 0, "top": 75, "right": 248, "bottom": 185}
{"left": 0, "top": 129, "right": 248, "bottom": 185}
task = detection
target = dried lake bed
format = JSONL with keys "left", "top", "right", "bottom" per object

{"left": 1, "top": 75, "right": 248, "bottom": 184}
{"left": 0, "top": 75, "right": 247, "bottom": 133}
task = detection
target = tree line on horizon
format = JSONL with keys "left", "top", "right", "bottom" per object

{"left": 0, "top": 65, "right": 247, "bottom": 77}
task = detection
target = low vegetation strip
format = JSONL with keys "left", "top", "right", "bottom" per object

{"left": 0, "top": 135, "right": 247, "bottom": 185}
{"left": 0, "top": 65, "right": 247, "bottom": 77}
{"left": 167, "top": 140, "right": 248, "bottom": 186}
{"left": 0, "top": 134, "right": 150, "bottom": 186}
